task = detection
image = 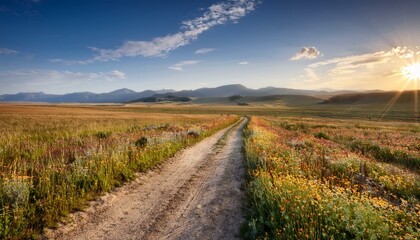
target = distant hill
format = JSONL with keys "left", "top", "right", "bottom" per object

{"left": 242, "top": 95, "right": 324, "bottom": 106}
{"left": 0, "top": 92, "right": 59, "bottom": 102}
{"left": 0, "top": 88, "right": 168, "bottom": 103}
{"left": 0, "top": 84, "right": 362, "bottom": 103}
{"left": 132, "top": 95, "right": 191, "bottom": 103}
{"left": 173, "top": 84, "right": 251, "bottom": 98}
{"left": 321, "top": 91, "right": 419, "bottom": 105}
{"left": 192, "top": 95, "right": 324, "bottom": 106}
{"left": 154, "top": 89, "right": 176, "bottom": 94}
{"left": 167, "top": 84, "right": 351, "bottom": 98}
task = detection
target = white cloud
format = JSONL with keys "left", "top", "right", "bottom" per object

{"left": 239, "top": 61, "right": 249, "bottom": 65}
{"left": 307, "top": 47, "right": 414, "bottom": 75}
{"left": 109, "top": 70, "right": 126, "bottom": 79}
{"left": 0, "top": 69, "right": 126, "bottom": 85}
{"left": 299, "top": 46, "right": 419, "bottom": 87}
{"left": 195, "top": 48, "right": 216, "bottom": 54}
{"left": 290, "top": 46, "right": 321, "bottom": 61}
{"left": 49, "top": 58, "right": 90, "bottom": 65}
{"left": 63, "top": 0, "right": 258, "bottom": 63}
{"left": 90, "top": 33, "right": 189, "bottom": 61}
{"left": 384, "top": 46, "right": 415, "bottom": 58}
{"left": 0, "top": 48, "right": 18, "bottom": 55}
{"left": 169, "top": 60, "right": 200, "bottom": 71}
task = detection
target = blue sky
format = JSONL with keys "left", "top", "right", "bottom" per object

{"left": 1, "top": 0, "right": 420, "bottom": 94}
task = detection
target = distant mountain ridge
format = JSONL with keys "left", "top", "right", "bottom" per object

{"left": 158, "top": 84, "right": 351, "bottom": 98}
{"left": 0, "top": 84, "right": 372, "bottom": 103}
{"left": 0, "top": 89, "right": 164, "bottom": 103}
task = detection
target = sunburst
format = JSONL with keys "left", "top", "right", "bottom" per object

{"left": 381, "top": 63, "right": 419, "bottom": 121}
{"left": 401, "top": 63, "right": 420, "bottom": 81}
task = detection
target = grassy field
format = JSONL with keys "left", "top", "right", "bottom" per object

{"left": 243, "top": 116, "right": 419, "bottom": 239}
{"left": 123, "top": 97, "right": 419, "bottom": 122}
{"left": 0, "top": 102, "right": 419, "bottom": 239}
{"left": 0, "top": 104, "right": 239, "bottom": 239}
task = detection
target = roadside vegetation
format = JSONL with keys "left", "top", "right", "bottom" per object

{"left": 243, "top": 116, "right": 419, "bottom": 239}
{"left": 0, "top": 105, "right": 238, "bottom": 239}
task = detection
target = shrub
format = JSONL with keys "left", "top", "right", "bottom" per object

{"left": 314, "top": 131, "right": 330, "bottom": 140}
{"left": 187, "top": 130, "right": 200, "bottom": 138}
{"left": 94, "top": 131, "right": 111, "bottom": 139}
{"left": 135, "top": 136, "right": 148, "bottom": 148}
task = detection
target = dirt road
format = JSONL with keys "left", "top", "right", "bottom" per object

{"left": 45, "top": 118, "right": 248, "bottom": 240}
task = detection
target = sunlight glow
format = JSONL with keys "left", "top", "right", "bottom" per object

{"left": 401, "top": 63, "right": 420, "bottom": 81}
{"left": 381, "top": 62, "right": 419, "bottom": 121}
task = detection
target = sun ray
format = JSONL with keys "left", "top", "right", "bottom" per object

{"left": 380, "top": 80, "right": 411, "bottom": 120}
{"left": 414, "top": 81, "right": 419, "bottom": 123}
{"left": 381, "top": 62, "right": 420, "bottom": 121}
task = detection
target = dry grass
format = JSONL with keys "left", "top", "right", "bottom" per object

{"left": 0, "top": 104, "right": 239, "bottom": 239}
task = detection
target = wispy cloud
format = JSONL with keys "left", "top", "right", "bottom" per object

{"left": 90, "top": 33, "right": 189, "bottom": 60}
{"left": 303, "top": 68, "right": 319, "bottom": 82}
{"left": 55, "top": 0, "right": 257, "bottom": 63}
{"left": 0, "top": 0, "right": 40, "bottom": 16}
{"left": 384, "top": 46, "right": 415, "bottom": 58}
{"left": 295, "top": 46, "right": 420, "bottom": 89}
{"left": 109, "top": 70, "right": 126, "bottom": 79}
{"left": 307, "top": 46, "right": 417, "bottom": 77}
{"left": 290, "top": 46, "right": 321, "bottom": 61}
{"left": 239, "top": 61, "right": 249, "bottom": 65}
{"left": 0, "top": 48, "right": 18, "bottom": 55}
{"left": 195, "top": 48, "right": 216, "bottom": 54}
{"left": 0, "top": 69, "right": 126, "bottom": 85}
{"left": 49, "top": 58, "right": 90, "bottom": 65}
{"left": 169, "top": 60, "right": 200, "bottom": 71}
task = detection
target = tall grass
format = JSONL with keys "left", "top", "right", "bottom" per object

{"left": 273, "top": 118, "right": 420, "bottom": 173}
{"left": 347, "top": 140, "right": 420, "bottom": 171}
{"left": 0, "top": 105, "right": 239, "bottom": 239}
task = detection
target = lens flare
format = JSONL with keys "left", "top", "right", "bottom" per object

{"left": 401, "top": 63, "right": 420, "bottom": 81}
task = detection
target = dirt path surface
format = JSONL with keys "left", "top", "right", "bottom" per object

{"left": 45, "top": 118, "right": 248, "bottom": 240}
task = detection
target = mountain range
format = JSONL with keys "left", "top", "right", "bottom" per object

{"left": 0, "top": 84, "right": 362, "bottom": 103}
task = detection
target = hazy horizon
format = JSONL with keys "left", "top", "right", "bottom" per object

{"left": 1, "top": 0, "right": 420, "bottom": 94}
{"left": 0, "top": 83, "right": 408, "bottom": 96}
